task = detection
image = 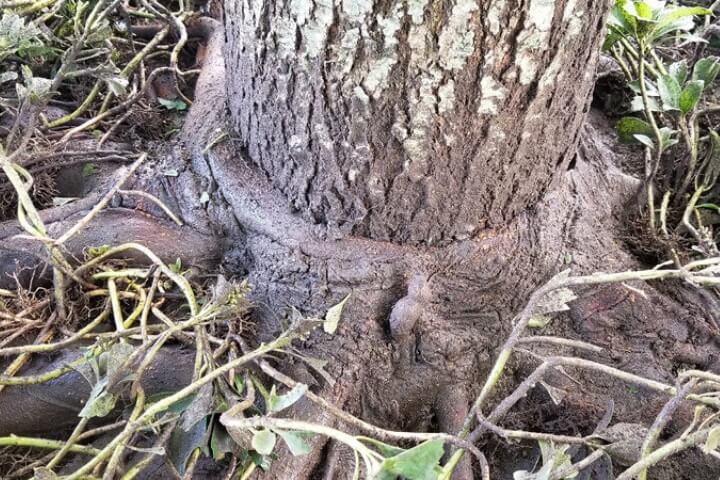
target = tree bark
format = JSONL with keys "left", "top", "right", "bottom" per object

{"left": 225, "top": 0, "right": 609, "bottom": 245}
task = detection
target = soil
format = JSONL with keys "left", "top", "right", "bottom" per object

{"left": 0, "top": 10, "right": 719, "bottom": 480}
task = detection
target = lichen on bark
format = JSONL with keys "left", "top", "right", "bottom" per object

{"left": 225, "top": 0, "right": 611, "bottom": 245}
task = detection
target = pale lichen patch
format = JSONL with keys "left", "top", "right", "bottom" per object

{"left": 407, "top": 24, "right": 429, "bottom": 65}
{"left": 438, "top": 0, "right": 480, "bottom": 71}
{"left": 407, "top": 0, "right": 430, "bottom": 24}
{"left": 290, "top": 0, "right": 311, "bottom": 26}
{"left": 338, "top": 28, "right": 361, "bottom": 74}
{"left": 350, "top": 86, "right": 371, "bottom": 124}
{"left": 478, "top": 76, "right": 507, "bottom": 115}
{"left": 539, "top": 51, "right": 563, "bottom": 88}
{"left": 271, "top": 16, "right": 297, "bottom": 59}
{"left": 486, "top": 0, "right": 507, "bottom": 36}
{"left": 438, "top": 80, "right": 456, "bottom": 113}
{"left": 367, "top": 174, "right": 386, "bottom": 201}
{"left": 517, "top": 56, "right": 539, "bottom": 85}
{"left": 347, "top": 168, "right": 360, "bottom": 183}
{"left": 244, "top": 0, "right": 264, "bottom": 26}
{"left": 289, "top": 134, "right": 305, "bottom": 151}
{"left": 392, "top": 121, "right": 409, "bottom": 142}
{"left": 562, "top": 0, "right": 578, "bottom": 21}
{"left": 353, "top": 85, "right": 370, "bottom": 107}
{"left": 402, "top": 72, "right": 441, "bottom": 179}
{"left": 528, "top": 0, "right": 556, "bottom": 31}
{"left": 515, "top": 0, "right": 557, "bottom": 84}
{"left": 304, "top": 0, "right": 334, "bottom": 58}
{"left": 568, "top": 14, "right": 584, "bottom": 36}
{"left": 378, "top": 11, "right": 402, "bottom": 47}
{"left": 313, "top": 123, "right": 335, "bottom": 153}
{"left": 363, "top": 57, "right": 397, "bottom": 98}
{"left": 342, "top": 0, "right": 373, "bottom": 21}
{"left": 360, "top": 6, "right": 403, "bottom": 98}
{"left": 562, "top": 0, "right": 584, "bottom": 35}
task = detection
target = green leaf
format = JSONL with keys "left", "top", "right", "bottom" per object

{"left": 251, "top": 429, "right": 277, "bottom": 456}
{"left": 79, "top": 343, "right": 135, "bottom": 418}
{"left": 700, "top": 130, "right": 720, "bottom": 187}
{"left": 657, "top": 74, "right": 680, "bottom": 110}
{"left": 655, "top": 6, "right": 711, "bottom": 30}
{"left": 180, "top": 383, "right": 213, "bottom": 431}
{"left": 82, "top": 163, "right": 98, "bottom": 177}
{"left": 268, "top": 383, "right": 308, "bottom": 413}
{"left": 210, "top": 423, "right": 236, "bottom": 461}
{"left": 633, "top": 0, "right": 653, "bottom": 19}
{"left": 659, "top": 127, "right": 678, "bottom": 149}
{"left": 16, "top": 69, "right": 52, "bottom": 102}
{"left": 678, "top": 80, "right": 704, "bottom": 114}
{"left": 358, "top": 436, "right": 405, "bottom": 457}
{"left": 146, "top": 392, "right": 197, "bottom": 414}
{"left": 513, "top": 460, "right": 554, "bottom": 480}
{"left": 633, "top": 134, "right": 655, "bottom": 149}
{"left": 692, "top": 57, "right": 720, "bottom": 85}
{"left": 33, "top": 468, "right": 59, "bottom": 480}
{"left": 616, "top": 117, "right": 654, "bottom": 143}
{"left": 233, "top": 374, "right": 245, "bottom": 395}
{"left": 276, "top": 429, "right": 313, "bottom": 456}
{"left": 528, "top": 314, "right": 552, "bottom": 328}
{"left": 158, "top": 97, "right": 188, "bottom": 111}
{"left": 603, "top": 29, "right": 623, "bottom": 50}
{"left": 514, "top": 442, "right": 574, "bottom": 480}
{"left": 0, "top": 13, "right": 43, "bottom": 61}
{"left": 628, "top": 79, "right": 659, "bottom": 96}
{"left": 104, "top": 342, "right": 135, "bottom": 379}
{"left": 698, "top": 203, "right": 720, "bottom": 213}
{"left": 650, "top": 6, "right": 710, "bottom": 41}
{"left": 249, "top": 451, "right": 273, "bottom": 470}
{"left": 651, "top": 17, "right": 698, "bottom": 41}
{"left": 379, "top": 439, "right": 445, "bottom": 480}
{"left": 630, "top": 96, "right": 660, "bottom": 112}
{"left": 608, "top": 1, "right": 638, "bottom": 34}
{"left": 677, "top": 32, "right": 708, "bottom": 45}
{"left": 168, "top": 415, "right": 210, "bottom": 475}
{"left": 252, "top": 376, "right": 272, "bottom": 406}
{"left": 324, "top": 293, "right": 350, "bottom": 334}
{"left": 302, "top": 355, "right": 336, "bottom": 386}
{"left": 78, "top": 384, "right": 117, "bottom": 418}
{"left": 104, "top": 75, "right": 128, "bottom": 96}
{"left": 669, "top": 61, "right": 688, "bottom": 85}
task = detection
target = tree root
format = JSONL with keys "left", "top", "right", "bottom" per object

{"left": 0, "top": 346, "right": 195, "bottom": 435}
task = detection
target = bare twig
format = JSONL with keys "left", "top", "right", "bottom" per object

{"left": 55, "top": 154, "right": 146, "bottom": 245}
{"left": 616, "top": 428, "right": 712, "bottom": 480}
{"left": 638, "top": 380, "right": 699, "bottom": 480}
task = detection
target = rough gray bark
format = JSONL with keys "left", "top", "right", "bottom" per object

{"left": 225, "top": 0, "right": 609, "bottom": 245}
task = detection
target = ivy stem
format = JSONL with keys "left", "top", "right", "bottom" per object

{"left": 0, "top": 435, "right": 100, "bottom": 455}
{"left": 638, "top": 41, "right": 665, "bottom": 231}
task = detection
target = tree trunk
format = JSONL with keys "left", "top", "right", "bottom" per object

{"left": 208, "top": 1, "right": 616, "bottom": 477}
{"left": 224, "top": 0, "right": 608, "bottom": 245}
